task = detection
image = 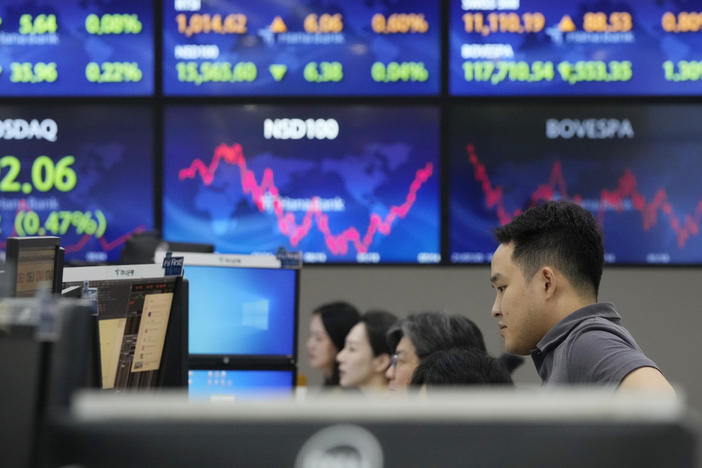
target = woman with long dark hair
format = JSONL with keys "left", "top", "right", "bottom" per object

{"left": 336, "top": 310, "right": 397, "bottom": 393}
{"left": 306, "top": 301, "right": 360, "bottom": 386}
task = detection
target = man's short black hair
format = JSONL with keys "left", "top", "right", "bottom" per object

{"left": 494, "top": 201, "right": 604, "bottom": 297}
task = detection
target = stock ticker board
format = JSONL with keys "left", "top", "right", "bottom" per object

{"left": 0, "top": 0, "right": 154, "bottom": 96}
{"left": 162, "top": 105, "right": 441, "bottom": 264}
{"left": 3, "top": 0, "right": 702, "bottom": 96}
{"left": 0, "top": 105, "right": 154, "bottom": 262}
{"left": 163, "top": 0, "right": 440, "bottom": 95}
{"left": 449, "top": 103, "right": 702, "bottom": 265}
{"left": 450, "top": 0, "right": 702, "bottom": 96}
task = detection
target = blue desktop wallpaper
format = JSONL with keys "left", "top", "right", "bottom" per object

{"left": 0, "top": 0, "right": 154, "bottom": 96}
{"left": 449, "top": 103, "right": 702, "bottom": 265}
{"left": 163, "top": 105, "right": 440, "bottom": 264}
{"left": 188, "top": 369, "right": 294, "bottom": 400}
{"left": 163, "top": 0, "right": 440, "bottom": 95}
{"left": 0, "top": 104, "right": 154, "bottom": 262}
{"left": 186, "top": 265, "right": 296, "bottom": 356}
{"left": 450, "top": 0, "right": 702, "bottom": 95}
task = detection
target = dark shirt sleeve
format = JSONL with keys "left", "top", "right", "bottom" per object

{"left": 566, "top": 323, "right": 659, "bottom": 386}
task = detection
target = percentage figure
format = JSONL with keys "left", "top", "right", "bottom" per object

{"left": 662, "top": 11, "right": 702, "bottom": 33}
{"left": 371, "top": 13, "right": 429, "bottom": 34}
{"left": 85, "top": 62, "right": 143, "bottom": 83}
{"left": 85, "top": 14, "right": 142, "bottom": 35}
{"left": 371, "top": 61, "right": 429, "bottom": 82}
{"left": 663, "top": 60, "right": 702, "bottom": 81}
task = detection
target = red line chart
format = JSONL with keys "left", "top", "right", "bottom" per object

{"left": 64, "top": 226, "right": 148, "bottom": 254}
{"left": 178, "top": 142, "right": 434, "bottom": 255}
{"left": 466, "top": 143, "right": 702, "bottom": 248}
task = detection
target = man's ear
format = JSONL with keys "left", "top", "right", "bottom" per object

{"left": 541, "top": 266, "right": 557, "bottom": 299}
{"left": 374, "top": 353, "right": 391, "bottom": 373}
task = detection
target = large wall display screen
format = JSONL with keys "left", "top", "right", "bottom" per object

{"left": 163, "top": 0, "right": 440, "bottom": 95}
{"left": 450, "top": 0, "right": 702, "bottom": 96}
{"left": 450, "top": 103, "right": 702, "bottom": 265}
{"left": 163, "top": 105, "right": 440, "bottom": 264}
{"left": 0, "top": 0, "right": 154, "bottom": 96}
{"left": 0, "top": 105, "right": 154, "bottom": 262}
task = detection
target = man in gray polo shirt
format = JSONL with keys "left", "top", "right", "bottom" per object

{"left": 488, "top": 201, "right": 674, "bottom": 393}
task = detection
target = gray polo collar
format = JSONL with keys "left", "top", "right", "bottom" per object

{"left": 534, "top": 302, "right": 621, "bottom": 354}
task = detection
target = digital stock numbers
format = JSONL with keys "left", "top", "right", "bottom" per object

{"left": 84, "top": 13, "right": 143, "bottom": 35}
{"left": 451, "top": 0, "right": 702, "bottom": 95}
{"left": 3, "top": 14, "right": 57, "bottom": 85}
{"left": 661, "top": 11, "right": 702, "bottom": 82}
{"left": 18, "top": 13, "right": 58, "bottom": 34}
{"left": 0, "top": 155, "right": 106, "bottom": 239}
{"left": 0, "top": 107, "right": 155, "bottom": 262}
{"left": 163, "top": 0, "right": 440, "bottom": 95}
{"left": 0, "top": 2, "right": 153, "bottom": 95}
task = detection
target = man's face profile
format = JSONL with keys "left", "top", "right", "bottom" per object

{"left": 490, "top": 242, "right": 544, "bottom": 355}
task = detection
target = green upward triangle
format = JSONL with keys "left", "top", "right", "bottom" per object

{"left": 269, "top": 64, "right": 288, "bottom": 82}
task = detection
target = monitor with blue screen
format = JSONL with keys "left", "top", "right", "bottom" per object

{"left": 188, "top": 369, "right": 294, "bottom": 401}
{"left": 186, "top": 263, "right": 297, "bottom": 358}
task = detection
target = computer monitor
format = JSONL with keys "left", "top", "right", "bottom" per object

{"left": 2, "top": 236, "right": 63, "bottom": 298}
{"left": 0, "top": 296, "right": 95, "bottom": 468}
{"left": 51, "top": 390, "right": 695, "bottom": 468}
{"left": 0, "top": 316, "right": 45, "bottom": 468}
{"left": 182, "top": 254, "right": 298, "bottom": 362}
{"left": 118, "top": 232, "right": 215, "bottom": 265}
{"left": 116, "top": 231, "right": 162, "bottom": 265}
{"left": 188, "top": 368, "right": 295, "bottom": 402}
{"left": 62, "top": 268, "right": 182, "bottom": 389}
